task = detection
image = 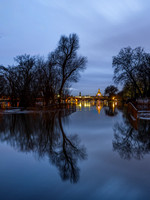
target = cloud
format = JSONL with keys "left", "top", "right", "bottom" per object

{"left": 1, "top": 0, "right": 150, "bottom": 95}
{"left": 37, "top": 0, "right": 143, "bottom": 24}
{"left": 93, "top": 0, "right": 142, "bottom": 23}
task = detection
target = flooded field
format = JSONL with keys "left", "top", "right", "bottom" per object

{"left": 0, "top": 102, "right": 150, "bottom": 200}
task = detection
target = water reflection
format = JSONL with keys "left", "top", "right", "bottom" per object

{"left": 76, "top": 100, "right": 118, "bottom": 116}
{"left": 76, "top": 101, "right": 91, "bottom": 111}
{"left": 113, "top": 109, "right": 150, "bottom": 160}
{"left": 104, "top": 102, "right": 118, "bottom": 116}
{"left": 0, "top": 107, "right": 87, "bottom": 183}
{"left": 96, "top": 100, "right": 103, "bottom": 114}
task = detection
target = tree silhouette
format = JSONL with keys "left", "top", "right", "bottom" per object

{"left": 0, "top": 33, "right": 87, "bottom": 107}
{"left": 113, "top": 111, "right": 150, "bottom": 160}
{"left": 49, "top": 33, "right": 87, "bottom": 101}
{"left": 104, "top": 85, "right": 118, "bottom": 97}
{"left": 104, "top": 106, "right": 118, "bottom": 117}
{"left": 0, "top": 108, "right": 87, "bottom": 183}
{"left": 113, "top": 46, "right": 150, "bottom": 98}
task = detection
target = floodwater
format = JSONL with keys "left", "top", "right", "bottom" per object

{"left": 0, "top": 102, "right": 150, "bottom": 200}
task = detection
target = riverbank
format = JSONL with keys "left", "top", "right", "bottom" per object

{"left": 0, "top": 103, "right": 76, "bottom": 114}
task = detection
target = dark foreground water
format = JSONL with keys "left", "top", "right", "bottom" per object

{"left": 0, "top": 103, "right": 150, "bottom": 200}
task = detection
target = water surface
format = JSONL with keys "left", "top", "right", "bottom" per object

{"left": 0, "top": 103, "right": 150, "bottom": 200}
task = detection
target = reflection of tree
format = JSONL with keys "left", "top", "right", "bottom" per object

{"left": 113, "top": 113, "right": 150, "bottom": 160}
{"left": 0, "top": 108, "right": 87, "bottom": 183}
{"left": 104, "top": 104, "right": 118, "bottom": 117}
{"left": 50, "top": 111, "right": 87, "bottom": 183}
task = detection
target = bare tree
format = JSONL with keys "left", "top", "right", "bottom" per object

{"left": 136, "top": 53, "right": 150, "bottom": 97}
{"left": 113, "top": 46, "right": 150, "bottom": 98}
{"left": 0, "top": 33, "right": 87, "bottom": 107}
{"left": 14, "top": 54, "right": 37, "bottom": 107}
{"left": 0, "top": 65, "right": 19, "bottom": 106}
{"left": 113, "top": 47, "right": 143, "bottom": 98}
{"left": 49, "top": 33, "right": 87, "bottom": 101}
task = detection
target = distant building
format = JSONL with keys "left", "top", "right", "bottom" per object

{"left": 96, "top": 89, "right": 102, "bottom": 97}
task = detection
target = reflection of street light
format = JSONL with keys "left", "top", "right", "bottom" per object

{"left": 112, "top": 102, "right": 115, "bottom": 112}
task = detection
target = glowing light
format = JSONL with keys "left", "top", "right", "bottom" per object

{"left": 112, "top": 102, "right": 115, "bottom": 112}
{"left": 96, "top": 100, "right": 103, "bottom": 114}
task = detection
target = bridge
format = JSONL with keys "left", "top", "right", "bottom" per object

{"left": 65, "top": 96, "right": 114, "bottom": 103}
{"left": 65, "top": 89, "right": 116, "bottom": 102}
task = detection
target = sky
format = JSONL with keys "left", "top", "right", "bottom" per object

{"left": 1, "top": 0, "right": 150, "bottom": 95}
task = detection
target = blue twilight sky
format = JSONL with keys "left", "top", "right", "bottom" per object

{"left": 1, "top": 0, "right": 150, "bottom": 95}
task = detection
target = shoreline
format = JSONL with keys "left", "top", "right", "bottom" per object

{"left": 0, "top": 103, "right": 76, "bottom": 114}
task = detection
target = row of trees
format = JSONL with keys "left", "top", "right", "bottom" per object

{"left": 0, "top": 33, "right": 87, "bottom": 107}
{"left": 113, "top": 46, "right": 150, "bottom": 99}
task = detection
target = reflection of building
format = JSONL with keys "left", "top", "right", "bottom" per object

{"left": 96, "top": 89, "right": 102, "bottom": 97}
{"left": 96, "top": 100, "right": 103, "bottom": 114}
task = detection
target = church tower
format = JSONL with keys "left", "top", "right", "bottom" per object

{"left": 96, "top": 88, "right": 102, "bottom": 97}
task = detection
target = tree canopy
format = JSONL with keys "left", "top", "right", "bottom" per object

{"left": 113, "top": 46, "right": 150, "bottom": 99}
{"left": 49, "top": 33, "right": 87, "bottom": 98}
{"left": 104, "top": 85, "right": 118, "bottom": 97}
